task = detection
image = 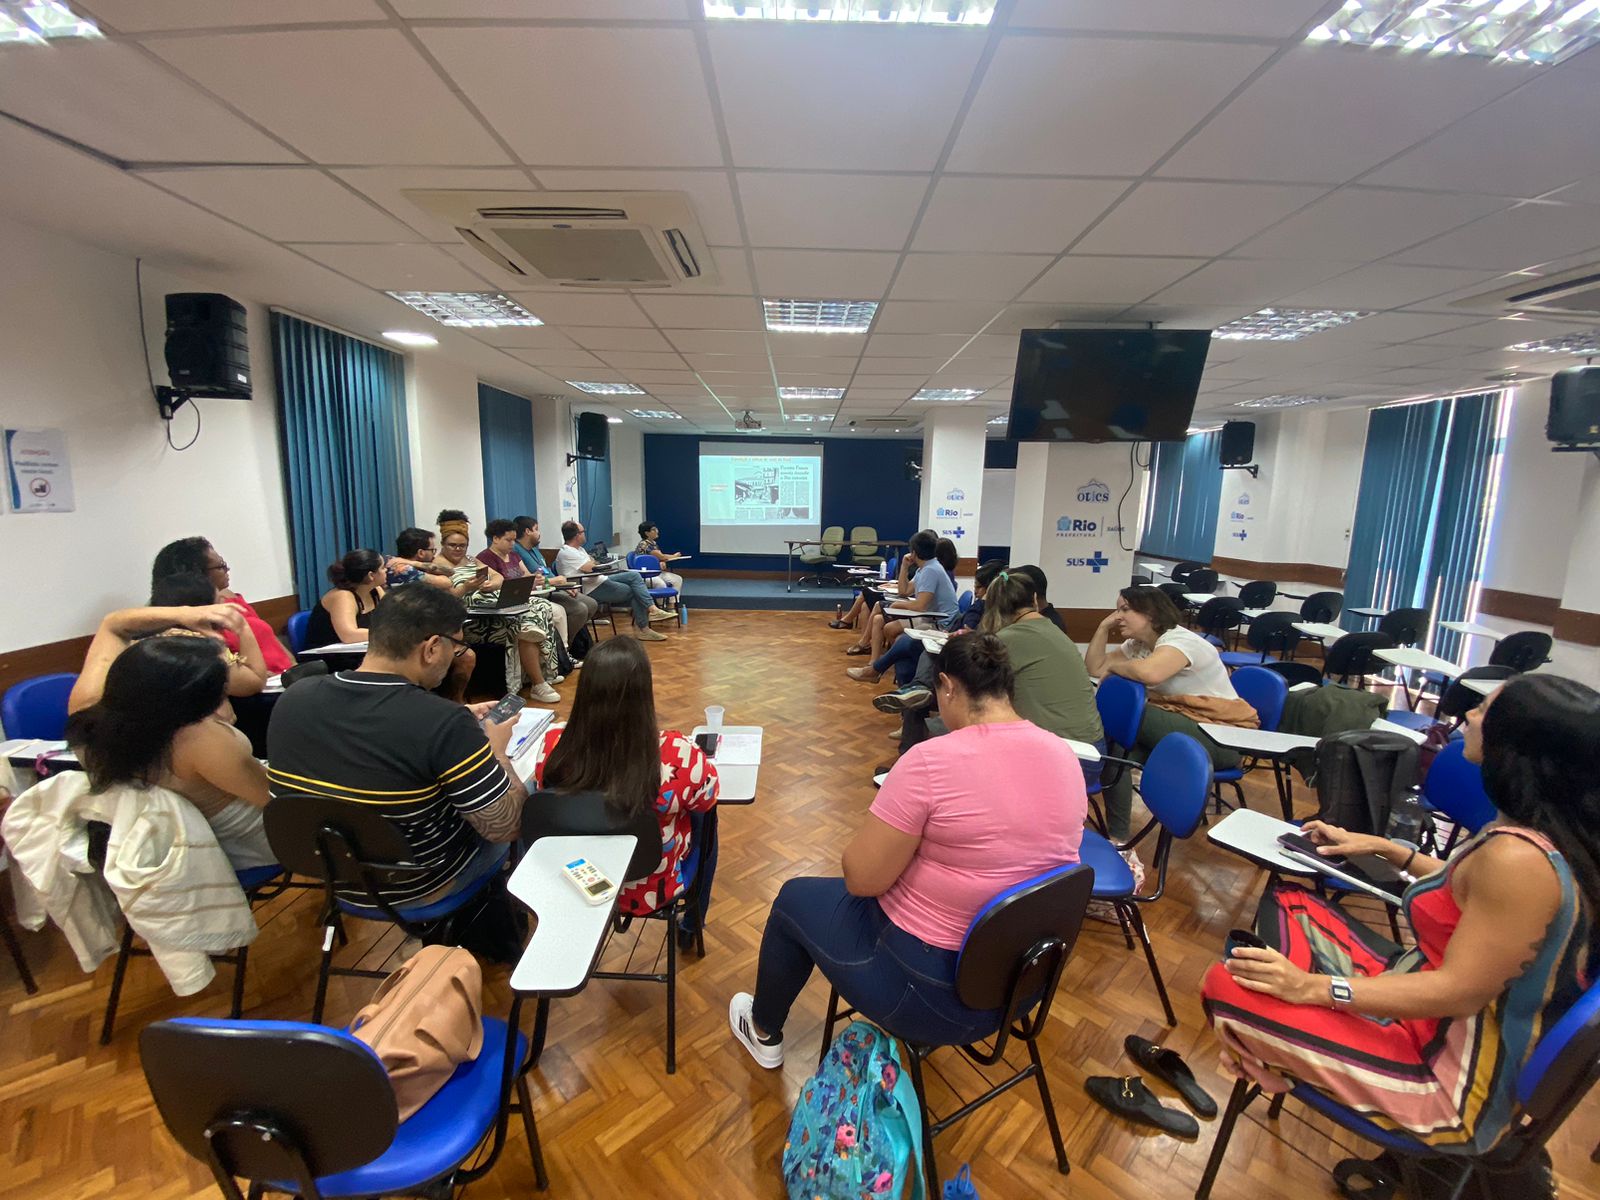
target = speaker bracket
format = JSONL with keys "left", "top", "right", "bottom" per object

{"left": 566, "top": 452, "right": 603, "bottom": 466}
{"left": 1223, "top": 463, "right": 1260, "bottom": 479}
{"left": 155, "top": 386, "right": 192, "bottom": 422}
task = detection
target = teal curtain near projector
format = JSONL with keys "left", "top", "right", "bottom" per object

{"left": 271, "top": 313, "right": 413, "bottom": 607}
{"left": 577, "top": 452, "right": 613, "bottom": 550}
{"left": 1139, "top": 430, "right": 1223, "bottom": 562}
{"left": 1341, "top": 393, "right": 1503, "bottom": 661}
{"left": 477, "top": 383, "right": 538, "bottom": 523}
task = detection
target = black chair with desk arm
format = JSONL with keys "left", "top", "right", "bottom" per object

{"left": 1489, "top": 630, "right": 1553, "bottom": 675}
{"left": 1235, "top": 580, "right": 1278, "bottom": 611}
{"left": 1193, "top": 596, "right": 1245, "bottom": 647}
{"left": 520, "top": 789, "right": 711, "bottom": 1075}
{"left": 1169, "top": 561, "right": 1206, "bottom": 587}
{"left": 1322, "top": 632, "right": 1396, "bottom": 688}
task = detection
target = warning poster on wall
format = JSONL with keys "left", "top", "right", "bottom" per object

{"left": 5, "top": 427, "right": 75, "bottom": 513}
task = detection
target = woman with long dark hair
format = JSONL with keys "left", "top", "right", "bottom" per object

{"left": 65, "top": 635, "right": 274, "bottom": 868}
{"left": 1202, "top": 675, "right": 1598, "bottom": 1185}
{"left": 534, "top": 637, "right": 719, "bottom": 938}
{"left": 304, "top": 549, "right": 385, "bottom": 650}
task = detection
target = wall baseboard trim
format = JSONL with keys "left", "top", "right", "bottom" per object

{"left": 1209, "top": 556, "right": 1347, "bottom": 588}
{"left": 1553, "top": 607, "right": 1600, "bottom": 647}
{"left": 1478, "top": 587, "right": 1560, "bottom": 627}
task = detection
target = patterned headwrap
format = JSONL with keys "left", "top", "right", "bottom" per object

{"left": 438, "top": 515, "right": 470, "bottom": 541}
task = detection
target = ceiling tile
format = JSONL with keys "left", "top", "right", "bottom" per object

{"left": 751, "top": 249, "right": 899, "bottom": 297}
{"left": 419, "top": 26, "right": 722, "bottom": 167}
{"left": 531, "top": 169, "right": 743, "bottom": 245}
{"left": 334, "top": 167, "right": 534, "bottom": 242}
{"left": 687, "top": 248, "right": 757, "bottom": 296}
{"left": 470, "top": 326, "right": 578, "bottom": 349}
{"left": 844, "top": 374, "right": 928, "bottom": 389}
{"left": 293, "top": 243, "right": 489, "bottom": 290}
{"left": 567, "top": 327, "right": 675, "bottom": 352}
{"left": 985, "top": 303, "right": 1132, "bottom": 335}
{"left": 865, "top": 333, "right": 970, "bottom": 358}
{"left": 766, "top": 331, "right": 867, "bottom": 356}
{"left": 1391, "top": 202, "right": 1600, "bottom": 272}
{"left": 1021, "top": 255, "right": 1206, "bottom": 304}
{"left": 0, "top": 41, "right": 297, "bottom": 164}
{"left": 737, "top": 172, "right": 929, "bottom": 250}
{"left": 911, "top": 176, "right": 1127, "bottom": 254}
{"left": 665, "top": 329, "right": 770, "bottom": 355}
{"left": 1008, "top": 0, "right": 1327, "bottom": 37}
{"left": 1234, "top": 186, "right": 1510, "bottom": 262}
{"left": 1148, "top": 258, "right": 1356, "bottom": 306}
{"left": 683, "top": 354, "right": 773, "bottom": 372}
{"left": 392, "top": 0, "right": 680, "bottom": 14}
{"left": 83, "top": 0, "right": 384, "bottom": 30}
{"left": 510, "top": 350, "right": 605, "bottom": 370}
{"left": 947, "top": 36, "right": 1272, "bottom": 176}
{"left": 637, "top": 295, "right": 765, "bottom": 329}
{"left": 1281, "top": 263, "right": 1503, "bottom": 309}
{"left": 1159, "top": 48, "right": 1524, "bottom": 184}
{"left": 890, "top": 253, "right": 1052, "bottom": 300}
{"left": 598, "top": 350, "right": 687, "bottom": 369}
{"left": 149, "top": 29, "right": 510, "bottom": 165}
{"left": 770, "top": 356, "right": 860, "bottom": 372}
{"left": 506, "top": 293, "right": 651, "bottom": 326}
{"left": 1366, "top": 68, "right": 1600, "bottom": 198}
{"left": 856, "top": 356, "right": 952, "bottom": 373}
{"left": 1074, "top": 181, "right": 1327, "bottom": 256}
{"left": 710, "top": 25, "right": 985, "bottom": 170}
{"left": 137, "top": 167, "right": 417, "bottom": 242}
{"left": 871, "top": 301, "right": 1005, "bottom": 334}
{"left": 619, "top": 369, "right": 702, "bottom": 384}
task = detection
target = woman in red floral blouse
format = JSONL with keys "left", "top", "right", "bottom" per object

{"left": 533, "top": 637, "right": 719, "bottom": 939}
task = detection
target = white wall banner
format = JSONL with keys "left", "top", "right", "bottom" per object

{"left": 1011, "top": 441, "right": 1138, "bottom": 612}
{"left": 5, "top": 427, "right": 74, "bottom": 513}
{"left": 919, "top": 410, "right": 988, "bottom": 559}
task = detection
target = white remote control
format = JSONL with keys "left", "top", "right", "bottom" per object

{"left": 561, "top": 857, "right": 617, "bottom": 906}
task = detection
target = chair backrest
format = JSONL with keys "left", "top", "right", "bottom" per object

{"left": 626, "top": 550, "right": 655, "bottom": 572}
{"left": 1246, "top": 611, "right": 1303, "bottom": 656}
{"left": 141, "top": 1018, "right": 397, "bottom": 1191}
{"left": 849, "top": 526, "right": 879, "bottom": 554}
{"left": 1230, "top": 666, "right": 1289, "bottom": 733}
{"left": 520, "top": 788, "right": 660, "bottom": 884}
{"left": 1490, "top": 630, "right": 1553, "bottom": 674}
{"left": 1194, "top": 596, "right": 1244, "bottom": 635}
{"left": 262, "top": 794, "right": 423, "bottom": 895}
{"left": 957, "top": 589, "right": 973, "bottom": 615}
{"left": 1517, "top": 978, "right": 1600, "bottom": 1123}
{"left": 1, "top": 672, "right": 77, "bottom": 740}
{"left": 1169, "top": 561, "right": 1204, "bottom": 586}
{"left": 1437, "top": 665, "right": 1515, "bottom": 721}
{"left": 1378, "top": 606, "right": 1428, "bottom": 647}
{"left": 1094, "top": 675, "right": 1146, "bottom": 754}
{"left": 1136, "top": 732, "right": 1212, "bottom": 840}
{"left": 820, "top": 525, "right": 846, "bottom": 555}
{"left": 954, "top": 863, "right": 1093, "bottom": 1015}
{"left": 1300, "top": 590, "right": 1343, "bottom": 623}
{"left": 1420, "top": 740, "right": 1497, "bottom": 834}
{"left": 1186, "top": 568, "right": 1219, "bottom": 595}
{"left": 285, "top": 610, "right": 312, "bottom": 655}
{"left": 1130, "top": 573, "right": 1152, "bottom": 586}
{"left": 1237, "top": 580, "right": 1277, "bottom": 609}
{"left": 1323, "top": 631, "right": 1395, "bottom": 679}
{"left": 1261, "top": 660, "right": 1324, "bottom": 689}
{"left": 884, "top": 553, "right": 900, "bottom": 579}
{"left": 1158, "top": 582, "right": 1189, "bottom": 606}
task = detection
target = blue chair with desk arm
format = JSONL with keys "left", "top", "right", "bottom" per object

{"left": 625, "top": 550, "right": 678, "bottom": 609}
{"left": 1091, "top": 675, "right": 1146, "bottom": 835}
{"left": 1420, "top": 739, "right": 1497, "bottom": 856}
{"left": 285, "top": 611, "right": 312, "bottom": 656}
{"left": 1209, "top": 666, "right": 1289, "bottom": 817}
{"left": 2, "top": 672, "right": 77, "bottom": 739}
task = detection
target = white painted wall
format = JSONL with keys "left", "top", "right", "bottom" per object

{"left": 404, "top": 353, "right": 484, "bottom": 535}
{"left": 1010, "top": 441, "right": 1136, "bottom": 610}
{"left": 531, "top": 394, "right": 577, "bottom": 538}
{"left": 609, "top": 422, "right": 645, "bottom": 547}
{"left": 919, "top": 409, "right": 988, "bottom": 559}
{"left": 0, "top": 213, "right": 293, "bottom": 649}
{"left": 1481, "top": 388, "right": 1588, "bottom": 599}
{"left": 978, "top": 467, "right": 1015, "bottom": 549}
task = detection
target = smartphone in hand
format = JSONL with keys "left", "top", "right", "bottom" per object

{"left": 483, "top": 692, "right": 524, "bottom": 725}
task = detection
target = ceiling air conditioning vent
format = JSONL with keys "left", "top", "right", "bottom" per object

{"left": 1455, "top": 262, "right": 1600, "bottom": 319}
{"left": 406, "top": 190, "right": 717, "bottom": 290}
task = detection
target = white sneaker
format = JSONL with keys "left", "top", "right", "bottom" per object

{"left": 550, "top": 674, "right": 565, "bottom": 685}
{"left": 729, "top": 992, "right": 783, "bottom": 1068}
{"left": 528, "top": 682, "right": 560, "bottom": 703}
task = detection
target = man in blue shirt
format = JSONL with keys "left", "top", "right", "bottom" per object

{"left": 845, "top": 529, "right": 954, "bottom": 678}
{"left": 511, "top": 514, "right": 599, "bottom": 636}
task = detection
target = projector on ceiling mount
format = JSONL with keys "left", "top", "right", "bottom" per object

{"left": 734, "top": 410, "right": 764, "bottom": 431}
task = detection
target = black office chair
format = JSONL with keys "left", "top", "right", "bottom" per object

{"left": 262, "top": 796, "right": 510, "bottom": 1024}
{"left": 1185, "top": 568, "right": 1219, "bottom": 597}
{"left": 1236, "top": 580, "right": 1277, "bottom": 610}
{"left": 819, "top": 864, "right": 1094, "bottom": 1186}
{"left": 1436, "top": 665, "right": 1516, "bottom": 727}
{"left": 1299, "top": 590, "right": 1344, "bottom": 624}
{"left": 1170, "top": 561, "right": 1205, "bottom": 586}
{"left": 1158, "top": 582, "right": 1190, "bottom": 607}
{"left": 1377, "top": 606, "right": 1429, "bottom": 648}
{"left": 1192, "top": 597, "right": 1245, "bottom": 645}
{"left": 1489, "top": 631, "right": 1553, "bottom": 674}
{"left": 1322, "top": 632, "right": 1395, "bottom": 687}
{"left": 1130, "top": 573, "right": 1152, "bottom": 586}
{"left": 1219, "top": 611, "right": 1303, "bottom": 668}
{"left": 1260, "top": 660, "right": 1324, "bottom": 689}
{"left": 521, "top": 789, "right": 711, "bottom": 1075}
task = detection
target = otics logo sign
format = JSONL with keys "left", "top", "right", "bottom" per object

{"left": 945, "top": 487, "right": 966, "bottom": 502}
{"left": 1064, "top": 550, "right": 1111, "bottom": 574}
{"left": 1077, "top": 479, "right": 1111, "bottom": 504}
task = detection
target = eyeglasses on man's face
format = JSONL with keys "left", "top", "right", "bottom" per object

{"left": 441, "top": 633, "right": 470, "bottom": 659}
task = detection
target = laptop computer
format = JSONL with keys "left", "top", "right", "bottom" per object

{"left": 481, "top": 573, "right": 537, "bottom": 609}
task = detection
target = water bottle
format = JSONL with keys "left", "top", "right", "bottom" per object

{"left": 879, "top": 559, "right": 888, "bottom": 580}
{"left": 1386, "top": 790, "right": 1426, "bottom": 851}
{"left": 836, "top": 602, "right": 843, "bottom": 621}
{"left": 678, "top": 603, "right": 688, "bottom": 628}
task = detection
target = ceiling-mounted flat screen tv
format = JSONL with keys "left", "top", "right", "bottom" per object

{"left": 1005, "top": 328, "right": 1211, "bottom": 443}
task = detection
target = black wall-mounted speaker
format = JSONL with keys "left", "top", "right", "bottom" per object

{"left": 1219, "top": 420, "right": 1256, "bottom": 466}
{"left": 575, "top": 411, "right": 610, "bottom": 459}
{"left": 163, "top": 293, "right": 250, "bottom": 399}
{"left": 1549, "top": 366, "right": 1600, "bottom": 447}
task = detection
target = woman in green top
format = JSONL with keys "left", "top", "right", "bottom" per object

{"left": 977, "top": 572, "right": 1104, "bottom": 788}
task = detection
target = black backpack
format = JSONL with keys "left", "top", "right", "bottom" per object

{"left": 1313, "top": 730, "right": 1420, "bottom": 837}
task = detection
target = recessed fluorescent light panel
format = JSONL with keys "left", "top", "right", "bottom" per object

{"left": 915, "top": 388, "right": 983, "bottom": 402}
{"left": 704, "top": 1, "right": 994, "bottom": 25}
{"left": 1236, "top": 394, "right": 1336, "bottom": 409}
{"left": 606, "top": 416, "right": 624, "bottom": 424}
{"left": 778, "top": 386, "right": 846, "bottom": 400}
{"left": 381, "top": 330, "right": 438, "bottom": 347}
{"left": 0, "top": 1, "right": 101, "bottom": 43}
{"left": 567, "top": 381, "right": 645, "bottom": 395}
{"left": 1212, "top": 308, "right": 1373, "bottom": 342}
{"left": 763, "top": 298, "right": 878, "bottom": 334}
{"left": 1507, "top": 328, "right": 1600, "bottom": 355}
{"left": 386, "top": 291, "right": 543, "bottom": 328}
{"left": 986, "top": 414, "right": 1009, "bottom": 426}
{"left": 1306, "top": 0, "right": 1600, "bottom": 66}
{"left": 626, "top": 409, "right": 684, "bottom": 420}
{"left": 784, "top": 413, "right": 834, "bottom": 421}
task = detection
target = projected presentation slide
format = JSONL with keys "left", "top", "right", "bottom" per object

{"left": 697, "top": 443, "right": 824, "bottom": 555}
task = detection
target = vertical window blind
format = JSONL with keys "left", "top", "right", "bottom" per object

{"left": 477, "top": 383, "right": 538, "bottom": 523}
{"left": 1139, "top": 430, "right": 1223, "bottom": 562}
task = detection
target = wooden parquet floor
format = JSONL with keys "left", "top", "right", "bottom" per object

{"left": 2, "top": 609, "right": 1596, "bottom": 1199}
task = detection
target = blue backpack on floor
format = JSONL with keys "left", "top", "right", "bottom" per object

{"left": 783, "top": 1021, "right": 926, "bottom": 1200}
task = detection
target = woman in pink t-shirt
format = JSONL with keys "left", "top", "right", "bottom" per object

{"left": 729, "top": 634, "right": 1088, "bottom": 1069}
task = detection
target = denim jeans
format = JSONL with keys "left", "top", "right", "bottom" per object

{"left": 751, "top": 877, "right": 1003, "bottom": 1046}
{"left": 872, "top": 633, "right": 923, "bottom": 685}
{"left": 589, "top": 570, "right": 654, "bottom": 628}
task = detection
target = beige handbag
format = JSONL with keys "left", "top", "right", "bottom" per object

{"left": 349, "top": 945, "right": 485, "bottom": 1120}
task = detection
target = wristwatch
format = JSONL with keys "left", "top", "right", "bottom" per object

{"left": 1328, "top": 976, "right": 1355, "bottom": 1009}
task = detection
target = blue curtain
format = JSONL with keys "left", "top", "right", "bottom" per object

{"left": 477, "top": 383, "right": 538, "bottom": 522}
{"left": 272, "top": 313, "right": 413, "bottom": 607}
{"left": 1139, "top": 431, "right": 1222, "bottom": 561}
{"left": 577, "top": 452, "right": 613, "bottom": 551}
{"left": 1342, "top": 393, "right": 1503, "bottom": 654}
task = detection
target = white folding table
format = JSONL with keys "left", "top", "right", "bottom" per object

{"left": 1462, "top": 677, "right": 1504, "bottom": 698}
{"left": 1293, "top": 621, "right": 1346, "bottom": 641}
{"left": 1374, "top": 646, "right": 1461, "bottom": 711}
{"left": 1207, "top": 808, "right": 1404, "bottom": 904}
{"left": 1139, "top": 562, "right": 1170, "bottom": 576}
{"left": 690, "top": 724, "right": 762, "bottom": 805}
{"left": 1199, "top": 723, "right": 1319, "bottom": 819}
{"left": 1182, "top": 592, "right": 1217, "bottom": 606}
{"left": 1439, "top": 620, "right": 1499, "bottom": 640}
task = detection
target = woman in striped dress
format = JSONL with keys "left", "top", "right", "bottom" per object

{"left": 1201, "top": 674, "right": 1598, "bottom": 1177}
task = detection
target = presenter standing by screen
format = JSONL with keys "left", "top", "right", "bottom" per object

{"left": 555, "top": 521, "right": 675, "bottom": 643}
{"left": 634, "top": 521, "right": 686, "bottom": 603}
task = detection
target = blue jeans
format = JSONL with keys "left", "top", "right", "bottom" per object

{"left": 752, "top": 877, "right": 1003, "bottom": 1046}
{"left": 873, "top": 633, "right": 923, "bottom": 685}
{"left": 589, "top": 570, "right": 654, "bottom": 628}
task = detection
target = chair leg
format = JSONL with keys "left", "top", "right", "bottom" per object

{"left": 819, "top": 987, "right": 841, "bottom": 1069}
{"left": 516, "top": 1073, "right": 550, "bottom": 1191}
{"left": 1027, "top": 1036, "right": 1069, "bottom": 1175}
{"left": 664, "top": 910, "right": 677, "bottom": 1076}
{"left": 1196, "top": 1078, "right": 1256, "bottom": 1200}
{"left": 1124, "top": 902, "right": 1176, "bottom": 1026}
{"left": 1114, "top": 903, "right": 1135, "bottom": 951}
{"left": 1387, "top": 906, "right": 1403, "bottom": 943}
{"left": 99, "top": 924, "right": 137, "bottom": 1046}
{"left": 905, "top": 1047, "right": 939, "bottom": 1192}
{"left": 0, "top": 905, "right": 37, "bottom": 995}
{"left": 229, "top": 944, "right": 249, "bottom": 1019}
{"left": 1266, "top": 1091, "right": 1285, "bottom": 1119}
{"left": 312, "top": 924, "right": 336, "bottom": 1025}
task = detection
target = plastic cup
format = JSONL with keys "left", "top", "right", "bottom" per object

{"left": 704, "top": 705, "right": 724, "bottom": 733}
